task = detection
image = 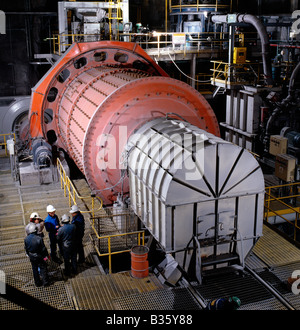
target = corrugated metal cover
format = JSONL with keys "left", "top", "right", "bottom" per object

{"left": 127, "top": 118, "right": 265, "bottom": 266}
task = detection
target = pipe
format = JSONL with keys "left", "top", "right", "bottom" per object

{"left": 288, "top": 59, "right": 300, "bottom": 96}
{"left": 211, "top": 13, "right": 273, "bottom": 86}
{"left": 270, "top": 44, "right": 300, "bottom": 50}
{"left": 245, "top": 266, "right": 296, "bottom": 310}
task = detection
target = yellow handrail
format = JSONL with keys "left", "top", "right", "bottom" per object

{"left": 56, "top": 158, "right": 103, "bottom": 217}
{"left": 89, "top": 210, "right": 145, "bottom": 274}
{"left": 90, "top": 226, "right": 145, "bottom": 274}
{"left": 52, "top": 31, "right": 229, "bottom": 56}
{"left": 0, "top": 133, "right": 15, "bottom": 157}
{"left": 210, "top": 60, "right": 262, "bottom": 86}
{"left": 169, "top": 0, "right": 229, "bottom": 11}
{"left": 264, "top": 182, "right": 300, "bottom": 242}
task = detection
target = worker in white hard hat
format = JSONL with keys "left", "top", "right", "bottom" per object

{"left": 44, "top": 205, "right": 61, "bottom": 263}
{"left": 57, "top": 214, "right": 77, "bottom": 276}
{"left": 69, "top": 204, "right": 85, "bottom": 263}
{"left": 24, "top": 223, "right": 50, "bottom": 287}
{"left": 25, "top": 212, "right": 45, "bottom": 237}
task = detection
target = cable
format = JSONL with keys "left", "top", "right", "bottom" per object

{"left": 93, "top": 171, "right": 127, "bottom": 193}
{"left": 167, "top": 48, "right": 211, "bottom": 83}
{"left": 93, "top": 146, "right": 134, "bottom": 193}
{"left": 166, "top": 112, "right": 188, "bottom": 122}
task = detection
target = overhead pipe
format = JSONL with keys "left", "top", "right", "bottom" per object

{"left": 270, "top": 44, "right": 300, "bottom": 50}
{"left": 211, "top": 13, "right": 273, "bottom": 86}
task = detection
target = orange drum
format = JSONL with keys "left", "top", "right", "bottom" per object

{"left": 28, "top": 41, "right": 220, "bottom": 205}
{"left": 130, "top": 245, "right": 149, "bottom": 279}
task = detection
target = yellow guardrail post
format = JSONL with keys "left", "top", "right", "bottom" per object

{"left": 264, "top": 182, "right": 300, "bottom": 244}
{"left": 63, "top": 170, "right": 66, "bottom": 197}
{"left": 58, "top": 34, "right": 61, "bottom": 56}
{"left": 92, "top": 197, "right": 95, "bottom": 218}
{"left": 265, "top": 186, "right": 271, "bottom": 222}
{"left": 56, "top": 159, "right": 149, "bottom": 275}
{"left": 108, "top": 236, "right": 112, "bottom": 274}
{"left": 294, "top": 211, "right": 298, "bottom": 241}
{"left": 56, "top": 158, "right": 103, "bottom": 216}
{"left": 3, "top": 135, "right": 6, "bottom": 156}
{"left": 59, "top": 163, "right": 63, "bottom": 190}
{"left": 0, "top": 133, "right": 16, "bottom": 157}
{"left": 89, "top": 216, "right": 145, "bottom": 275}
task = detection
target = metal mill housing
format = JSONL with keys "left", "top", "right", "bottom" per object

{"left": 28, "top": 41, "right": 220, "bottom": 204}
{"left": 26, "top": 40, "right": 265, "bottom": 282}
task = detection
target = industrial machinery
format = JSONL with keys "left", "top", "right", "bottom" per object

{"left": 208, "top": 12, "right": 300, "bottom": 184}
{"left": 57, "top": 1, "right": 130, "bottom": 53}
{"left": 0, "top": 96, "right": 30, "bottom": 138}
{"left": 27, "top": 40, "right": 220, "bottom": 203}
{"left": 127, "top": 117, "right": 264, "bottom": 282}
{"left": 169, "top": 0, "right": 231, "bottom": 33}
{"left": 2, "top": 0, "right": 300, "bottom": 311}
{"left": 20, "top": 40, "right": 264, "bottom": 282}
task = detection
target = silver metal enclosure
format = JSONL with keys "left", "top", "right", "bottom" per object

{"left": 127, "top": 118, "right": 265, "bottom": 281}
{"left": 0, "top": 96, "right": 30, "bottom": 135}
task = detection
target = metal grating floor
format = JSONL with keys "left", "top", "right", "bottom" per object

{"left": 1, "top": 156, "right": 300, "bottom": 311}
{"left": 113, "top": 287, "right": 201, "bottom": 310}
{"left": 253, "top": 225, "right": 300, "bottom": 267}
{"left": 238, "top": 298, "right": 287, "bottom": 310}
{"left": 0, "top": 162, "right": 162, "bottom": 311}
{"left": 194, "top": 252, "right": 300, "bottom": 310}
{"left": 70, "top": 271, "right": 164, "bottom": 310}
{"left": 195, "top": 271, "right": 278, "bottom": 307}
{"left": 0, "top": 163, "right": 79, "bottom": 310}
{"left": 1, "top": 260, "right": 74, "bottom": 310}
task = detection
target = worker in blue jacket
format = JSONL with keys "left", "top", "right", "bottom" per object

{"left": 57, "top": 214, "right": 77, "bottom": 276}
{"left": 69, "top": 204, "right": 85, "bottom": 263}
{"left": 24, "top": 223, "right": 50, "bottom": 287}
{"left": 44, "top": 204, "right": 61, "bottom": 263}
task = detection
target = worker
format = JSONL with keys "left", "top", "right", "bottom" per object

{"left": 44, "top": 205, "right": 61, "bottom": 263}
{"left": 25, "top": 212, "right": 44, "bottom": 237}
{"left": 69, "top": 204, "right": 85, "bottom": 263}
{"left": 206, "top": 296, "right": 241, "bottom": 310}
{"left": 57, "top": 214, "right": 77, "bottom": 276}
{"left": 24, "top": 223, "right": 50, "bottom": 287}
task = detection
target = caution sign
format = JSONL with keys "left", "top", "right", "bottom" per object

{"left": 172, "top": 33, "right": 186, "bottom": 45}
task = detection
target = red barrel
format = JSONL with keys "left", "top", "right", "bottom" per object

{"left": 130, "top": 245, "right": 149, "bottom": 278}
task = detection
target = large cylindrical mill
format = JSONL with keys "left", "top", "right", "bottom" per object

{"left": 28, "top": 41, "right": 220, "bottom": 204}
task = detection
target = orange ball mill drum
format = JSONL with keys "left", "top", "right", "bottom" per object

{"left": 28, "top": 41, "right": 219, "bottom": 204}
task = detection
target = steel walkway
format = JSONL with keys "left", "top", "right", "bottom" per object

{"left": 1, "top": 154, "right": 300, "bottom": 310}
{"left": 0, "top": 156, "right": 164, "bottom": 310}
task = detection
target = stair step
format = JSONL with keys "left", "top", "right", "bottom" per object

{"left": 202, "top": 253, "right": 240, "bottom": 267}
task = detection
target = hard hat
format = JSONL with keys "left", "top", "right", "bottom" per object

{"left": 230, "top": 296, "right": 241, "bottom": 309}
{"left": 27, "top": 223, "right": 37, "bottom": 234}
{"left": 61, "top": 214, "right": 70, "bottom": 223}
{"left": 30, "top": 212, "right": 40, "bottom": 219}
{"left": 69, "top": 205, "right": 79, "bottom": 213}
{"left": 47, "top": 205, "right": 56, "bottom": 213}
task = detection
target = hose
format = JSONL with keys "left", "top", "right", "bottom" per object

{"left": 211, "top": 13, "right": 273, "bottom": 86}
